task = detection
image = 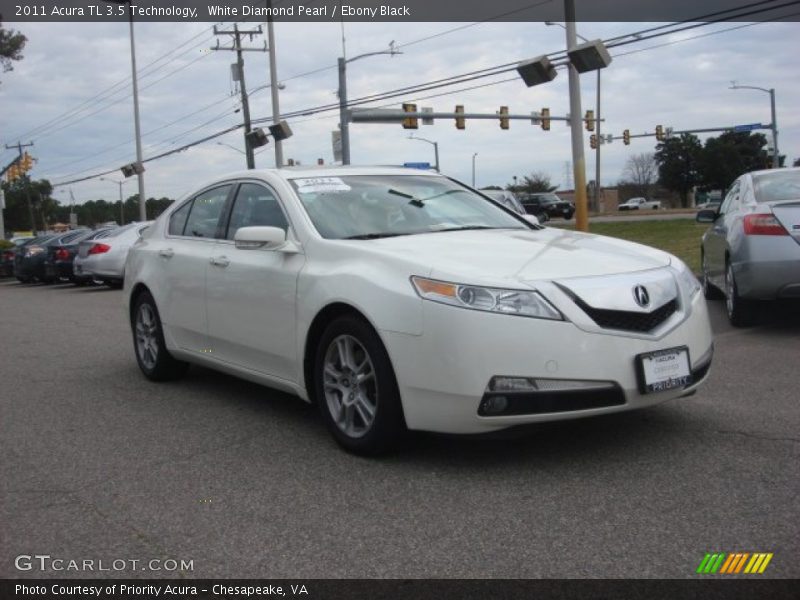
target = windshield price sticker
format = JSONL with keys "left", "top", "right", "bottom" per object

{"left": 636, "top": 346, "right": 692, "bottom": 394}
{"left": 294, "top": 177, "right": 351, "bottom": 194}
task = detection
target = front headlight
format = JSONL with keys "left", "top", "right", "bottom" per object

{"left": 672, "top": 258, "right": 701, "bottom": 298}
{"left": 411, "top": 276, "right": 563, "bottom": 320}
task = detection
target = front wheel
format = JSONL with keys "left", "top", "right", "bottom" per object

{"left": 132, "top": 291, "right": 189, "bottom": 381}
{"left": 725, "top": 263, "right": 756, "bottom": 327}
{"left": 314, "top": 315, "right": 405, "bottom": 455}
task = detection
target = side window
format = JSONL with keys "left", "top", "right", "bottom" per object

{"left": 168, "top": 200, "right": 192, "bottom": 236}
{"left": 225, "top": 183, "right": 288, "bottom": 240}
{"left": 183, "top": 185, "right": 232, "bottom": 238}
{"left": 719, "top": 182, "right": 740, "bottom": 215}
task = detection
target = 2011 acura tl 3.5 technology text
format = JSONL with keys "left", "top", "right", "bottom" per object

{"left": 124, "top": 167, "right": 714, "bottom": 454}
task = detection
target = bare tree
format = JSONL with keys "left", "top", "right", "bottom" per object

{"left": 621, "top": 153, "right": 658, "bottom": 199}
{"left": 512, "top": 171, "right": 558, "bottom": 194}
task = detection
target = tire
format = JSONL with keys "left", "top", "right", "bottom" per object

{"left": 701, "top": 250, "right": 724, "bottom": 300}
{"left": 725, "top": 262, "right": 756, "bottom": 327}
{"left": 107, "top": 279, "right": 123, "bottom": 289}
{"left": 314, "top": 315, "right": 405, "bottom": 455}
{"left": 131, "top": 291, "right": 189, "bottom": 381}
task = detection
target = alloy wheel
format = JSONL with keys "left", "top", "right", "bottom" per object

{"left": 322, "top": 334, "right": 378, "bottom": 438}
{"left": 135, "top": 303, "right": 159, "bottom": 370}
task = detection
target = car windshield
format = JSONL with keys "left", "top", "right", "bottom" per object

{"left": 290, "top": 174, "right": 529, "bottom": 240}
{"left": 753, "top": 170, "right": 800, "bottom": 203}
{"left": 533, "top": 193, "right": 560, "bottom": 204}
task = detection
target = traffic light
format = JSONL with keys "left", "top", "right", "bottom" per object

{"left": 540, "top": 107, "right": 550, "bottom": 131}
{"left": 584, "top": 110, "right": 594, "bottom": 132}
{"left": 499, "top": 106, "right": 509, "bottom": 130}
{"left": 655, "top": 125, "right": 664, "bottom": 142}
{"left": 623, "top": 129, "right": 631, "bottom": 145}
{"left": 589, "top": 134, "right": 598, "bottom": 149}
{"left": 402, "top": 103, "right": 418, "bottom": 129}
{"left": 6, "top": 162, "right": 20, "bottom": 182}
{"left": 455, "top": 105, "right": 465, "bottom": 130}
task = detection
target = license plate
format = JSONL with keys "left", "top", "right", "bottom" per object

{"left": 635, "top": 346, "right": 692, "bottom": 394}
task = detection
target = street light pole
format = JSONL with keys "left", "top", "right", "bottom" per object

{"left": 101, "top": 177, "right": 127, "bottom": 225}
{"left": 265, "top": 0, "right": 283, "bottom": 167}
{"left": 730, "top": 82, "right": 779, "bottom": 168}
{"left": 546, "top": 21, "right": 600, "bottom": 212}
{"left": 472, "top": 153, "right": 478, "bottom": 187}
{"left": 564, "top": 2, "right": 589, "bottom": 232}
{"left": 338, "top": 44, "right": 401, "bottom": 165}
{"left": 106, "top": 1, "right": 147, "bottom": 222}
{"left": 408, "top": 135, "right": 439, "bottom": 172}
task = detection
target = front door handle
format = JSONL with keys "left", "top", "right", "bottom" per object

{"left": 210, "top": 255, "right": 230, "bottom": 268}
{"left": 158, "top": 248, "right": 174, "bottom": 259}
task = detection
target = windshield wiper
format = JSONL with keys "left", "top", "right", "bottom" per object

{"left": 431, "top": 225, "right": 504, "bottom": 233}
{"left": 388, "top": 188, "right": 469, "bottom": 208}
{"left": 342, "top": 232, "right": 412, "bottom": 240}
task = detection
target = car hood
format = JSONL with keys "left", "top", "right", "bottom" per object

{"left": 363, "top": 227, "right": 672, "bottom": 285}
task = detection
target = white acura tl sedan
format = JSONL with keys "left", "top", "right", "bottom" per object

{"left": 124, "top": 167, "right": 713, "bottom": 454}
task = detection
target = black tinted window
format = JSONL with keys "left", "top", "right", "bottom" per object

{"left": 183, "top": 186, "right": 231, "bottom": 238}
{"left": 226, "top": 183, "right": 288, "bottom": 240}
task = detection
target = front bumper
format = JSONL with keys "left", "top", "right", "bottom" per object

{"left": 381, "top": 290, "right": 713, "bottom": 434}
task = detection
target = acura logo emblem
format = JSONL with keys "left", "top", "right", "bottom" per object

{"left": 633, "top": 285, "right": 650, "bottom": 308}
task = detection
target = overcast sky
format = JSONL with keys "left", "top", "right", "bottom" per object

{"left": 0, "top": 16, "right": 797, "bottom": 207}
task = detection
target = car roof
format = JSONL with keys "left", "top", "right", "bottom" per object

{"left": 187, "top": 166, "right": 442, "bottom": 192}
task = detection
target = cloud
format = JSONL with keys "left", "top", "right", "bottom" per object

{"left": 1, "top": 18, "right": 796, "bottom": 205}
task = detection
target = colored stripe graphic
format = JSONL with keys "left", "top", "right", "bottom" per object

{"left": 698, "top": 552, "right": 773, "bottom": 574}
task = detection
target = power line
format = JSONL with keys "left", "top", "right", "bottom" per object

{"left": 3, "top": 24, "right": 219, "bottom": 144}
{"left": 51, "top": 4, "right": 787, "bottom": 186}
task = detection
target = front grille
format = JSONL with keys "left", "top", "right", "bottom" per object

{"left": 571, "top": 295, "right": 678, "bottom": 333}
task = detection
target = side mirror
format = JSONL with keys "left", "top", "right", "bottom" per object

{"left": 522, "top": 214, "right": 540, "bottom": 226}
{"left": 696, "top": 209, "right": 718, "bottom": 223}
{"left": 234, "top": 226, "right": 287, "bottom": 250}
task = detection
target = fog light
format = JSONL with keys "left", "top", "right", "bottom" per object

{"left": 480, "top": 395, "right": 509, "bottom": 415}
{"left": 488, "top": 376, "right": 538, "bottom": 392}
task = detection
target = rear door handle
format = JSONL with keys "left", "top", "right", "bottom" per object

{"left": 210, "top": 256, "right": 230, "bottom": 267}
{"left": 158, "top": 248, "right": 174, "bottom": 259}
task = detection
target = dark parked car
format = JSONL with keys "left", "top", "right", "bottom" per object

{"left": 1, "top": 247, "right": 14, "bottom": 277}
{"left": 1, "top": 237, "right": 36, "bottom": 277}
{"left": 15, "top": 231, "right": 88, "bottom": 283}
{"left": 14, "top": 235, "right": 57, "bottom": 283}
{"left": 43, "top": 227, "right": 116, "bottom": 284}
{"left": 519, "top": 192, "right": 575, "bottom": 220}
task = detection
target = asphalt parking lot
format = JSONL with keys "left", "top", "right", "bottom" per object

{"left": 1, "top": 279, "right": 798, "bottom": 579}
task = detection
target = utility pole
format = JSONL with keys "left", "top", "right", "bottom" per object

{"left": 212, "top": 24, "right": 266, "bottom": 170}
{"left": 564, "top": 0, "right": 589, "bottom": 232}
{"left": 265, "top": 0, "right": 283, "bottom": 167}
{"left": 338, "top": 43, "right": 401, "bottom": 165}
{"left": 5, "top": 141, "right": 36, "bottom": 232}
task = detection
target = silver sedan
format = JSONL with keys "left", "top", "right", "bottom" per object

{"left": 698, "top": 167, "right": 800, "bottom": 326}
{"left": 73, "top": 222, "right": 152, "bottom": 288}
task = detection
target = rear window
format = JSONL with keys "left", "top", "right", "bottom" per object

{"left": 753, "top": 171, "right": 800, "bottom": 203}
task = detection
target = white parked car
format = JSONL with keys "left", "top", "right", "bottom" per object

{"left": 74, "top": 222, "right": 151, "bottom": 288}
{"left": 618, "top": 197, "right": 661, "bottom": 211}
{"left": 125, "top": 167, "right": 713, "bottom": 454}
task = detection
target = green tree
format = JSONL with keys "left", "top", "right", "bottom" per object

{"left": 654, "top": 133, "right": 702, "bottom": 207}
{"left": 699, "top": 131, "right": 772, "bottom": 191}
{"left": 0, "top": 18, "right": 27, "bottom": 78}
{"left": 1, "top": 177, "right": 52, "bottom": 231}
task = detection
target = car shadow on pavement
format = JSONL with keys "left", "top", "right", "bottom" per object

{"left": 182, "top": 363, "right": 700, "bottom": 468}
